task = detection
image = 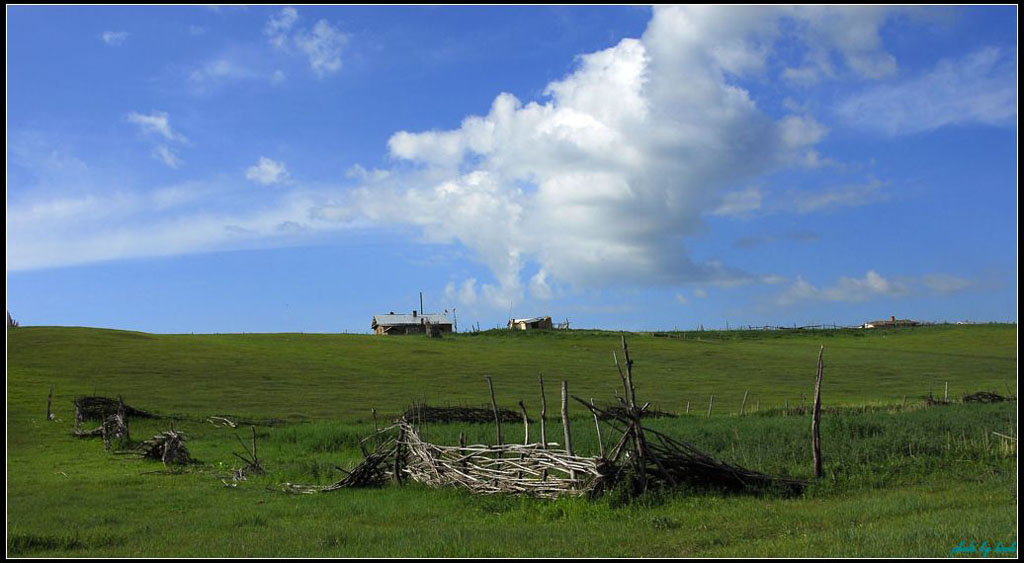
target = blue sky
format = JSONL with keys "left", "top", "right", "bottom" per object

{"left": 6, "top": 6, "right": 1018, "bottom": 334}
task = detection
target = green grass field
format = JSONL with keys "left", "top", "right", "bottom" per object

{"left": 6, "top": 324, "right": 1018, "bottom": 557}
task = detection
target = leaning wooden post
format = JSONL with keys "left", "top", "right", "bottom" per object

{"left": 707, "top": 395, "right": 714, "bottom": 418}
{"left": 518, "top": 400, "right": 530, "bottom": 445}
{"left": 250, "top": 425, "right": 259, "bottom": 467}
{"left": 812, "top": 345, "right": 825, "bottom": 479}
{"left": 739, "top": 390, "right": 749, "bottom": 416}
{"left": 538, "top": 374, "right": 548, "bottom": 449}
{"left": 485, "top": 375, "right": 502, "bottom": 450}
{"left": 118, "top": 395, "right": 129, "bottom": 445}
{"left": 561, "top": 381, "right": 575, "bottom": 483}
{"left": 46, "top": 384, "right": 55, "bottom": 421}
{"left": 944, "top": 381, "right": 949, "bottom": 403}
{"left": 372, "top": 408, "right": 382, "bottom": 446}
{"left": 685, "top": 400, "right": 690, "bottom": 415}
{"left": 590, "top": 398, "right": 605, "bottom": 458}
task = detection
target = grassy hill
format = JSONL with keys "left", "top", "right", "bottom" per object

{"left": 5, "top": 324, "right": 1018, "bottom": 557}
{"left": 6, "top": 323, "right": 1017, "bottom": 421}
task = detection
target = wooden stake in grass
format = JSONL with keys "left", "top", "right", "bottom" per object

{"left": 685, "top": 401, "right": 690, "bottom": 415}
{"left": 485, "top": 375, "right": 502, "bottom": 449}
{"left": 561, "top": 380, "right": 576, "bottom": 484}
{"left": 944, "top": 381, "right": 949, "bottom": 403}
{"left": 538, "top": 374, "right": 548, "bottom": 449}
{"left": 46, "top": 384, "right": 55, "bottom": 421}
{"left": 707, "top": 395, "right": 714, "bottom": 418}
{"left": 561, "top": 381, "right": 573, "bottom": 458}
{"left": 590, "top": 398, "right": 605, "bottom": 458}
{"left": 739, "top": 390, "right": 748, "bottom": 416}
{"left": 518, "top": 400, "right": 529, "bottom": 445}
{"left": 812, "top": 345, "right": 825, "bottom": 479}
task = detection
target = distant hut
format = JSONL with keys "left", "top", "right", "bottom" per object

{"left": 861, "top": 315, "right": 919, "bottom": 329}
{"left": 508, "top": 316, "right": 553, "bottom": 330}
{"left": 372, "top": 311, "right": 453, "bottom": 335}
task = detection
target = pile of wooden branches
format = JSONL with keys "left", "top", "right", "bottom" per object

{"left": 285, "top": 434, "right": 399, "bottom": 494}
{"left": 579, "top": 400, "right": 804, "bottom": 495}
{"left": 401, "top": 404, "right": 526, "bottom": 424}
{"left": 73, "top": 396, "right": 132, "bottom": 451}
{"left": 397, "top": 420, "right": 613, "bottom": 498}
{"left": 298, "top": 337, "right": 804, "bottom": 500}
{"left": 74, "top": 395, "right": 157, "bottom": 422}
{"left": 962, "top": 391, "right": 1009, "bottom": 404}
{"left": 229, "top": 426, "right": 265, "bottom": 480}
{"left": 132, "top": 428, "right": 194, "bottom": 466}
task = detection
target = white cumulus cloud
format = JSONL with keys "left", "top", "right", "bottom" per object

{"left": 329, "top": 6, "right": 887, "bottom": 307}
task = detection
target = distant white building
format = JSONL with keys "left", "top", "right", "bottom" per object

{"left": 508, "top": 316, "right": 553, "bottom": 330}
{"left": 372, "top": 311, "right": 453, "bottom": 335}
{"left": 861, "top": 315, "right": 919, "bottom": 329}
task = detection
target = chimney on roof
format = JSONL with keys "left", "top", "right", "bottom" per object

{"left": 413, "top": 310, "right": 417, "bottom": 317}
{"left": 891, "top": 315, "right": 896, "bottom": 322}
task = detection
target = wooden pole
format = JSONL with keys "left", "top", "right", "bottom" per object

{"left": 685, "top": 400, "right": 690, "bottom": 415}
{"left": 561, "top": 381, "right": 573, "bottom": 457}
{"left": 518, "top": 400, "right": 529, "bottom": 445}
{"left": 621, "top": 336, "right": 637, "bottom": 408}
{"left": 812, "top": 345, "right": 824, "bottom": 479}
{"left": 46, "top": 384, "right": 54, "bottom": 421}
{"left": 590, "top": 398, "right": 605, "bottom": 458}
{"left": 561, "top": 380, "right": 575, "bottom": 484}
{"left": 485, "top": 375, "right": 502, "bottom": 448}
{"left": 707, "top": 395, "right": 714, "bottom": 418}
{"left": 538, "top": 374, "right": 548, "bottom": 449}
{"left": 613, "top": 352, "right": 629, "bottom": 403}
{"left": 944, "top": 381, "right": 949, "bottom": 403}
{"left": 251, "top": 425, "right": 258, "bottom": 465}
{"left": 740, "top": 390, "right": 748, "bottom": 416}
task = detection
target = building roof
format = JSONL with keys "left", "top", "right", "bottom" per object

{"left": 373, "top": 313, "right": 452, "bottom": 327}
{"left": 511, "top": 316, "right": 550, "bottom": 324}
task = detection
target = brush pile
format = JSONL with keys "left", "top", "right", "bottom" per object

{"left": 962, "top": 391, "right": 1009, "bottom": 403}
{"left": 295, "top": 336, "right": 805, "bottom": 499}
{"left": 133, "top": 428, "right": 194, "bottom": 465}
{"left": 73, "top": 396, "right": 156, "bottom": 424}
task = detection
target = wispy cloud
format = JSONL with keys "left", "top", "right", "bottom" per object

{"left": 784, "top": 179, "right": 886, "bottom": 214}
{"left": 127, "top": 111, "right": 187, "bottom": 143}
{"left": 100, "top": 31, "right": 128, "bottom": 46}
{"left": 264, "top": 8, "right": 348, "bottom": 78}
{"left": 836, "top": 47, "right": 1017, "bottom": 135}
{"left": 775, "top": 270, "right": 976, "bottom": 305}
{"left": 245, "top": 157, "right": 289, "bottom": 185}
{"left": 127, "top": 111, "right": 188, "bottom": 168}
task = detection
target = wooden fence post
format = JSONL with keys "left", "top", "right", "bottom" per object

{"left": 740, "top": 390, "right": 748, "bottom": 416}
{"left": 590, "top": 398, "right": 605, "bottom": 458}
{"left": 538, "top": 374, "right": 548, "bottom": 449}
{"left": 812, "top": 345, "right": 824, "bottom": 479}
{"left": 485, "top": 375, "right": 503, "bottom": 457}
{"left": 518, "top": 400, "right": 529, "bottom": 445}
{"left": 707, "top": 395, "right": 714, "bottom": 418}
{"left": 561, "top": 381, "right": 573, "bottom": 457}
